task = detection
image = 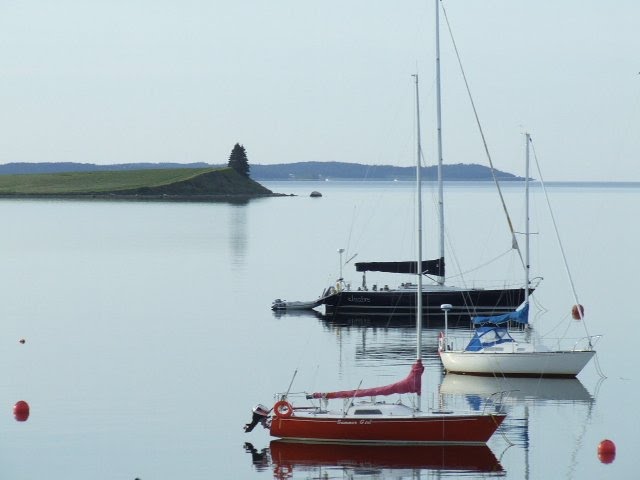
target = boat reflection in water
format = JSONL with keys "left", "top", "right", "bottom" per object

{"left": 246, "top": 440, "right": 504, "bottom": 479}
{"left": 244, "top": 443, "right": 271, "bottom": 473}
{"left": 317, "top": 313, "right": 469, "bottom": 364}
{"left": 320, "top": 310, "right": 476, "bottom": 329}
{"left": 440, "top": 374, "right": 595, "bottom": 450}
{"left": 271, "top": 308, "right": 324, "bottom": 320}
{"left": 272, "top": 309, "right": 476, "bottom": 330}
{"left": 440, "top": 374, "right": 594, "bottom": 406}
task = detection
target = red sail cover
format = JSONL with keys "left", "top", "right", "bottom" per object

{"left": 310, "top": 360, "right": 424, "bottom": 399}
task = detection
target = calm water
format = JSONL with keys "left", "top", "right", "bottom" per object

{"left": 0, "top": 181, "right": 636, "bottom": 479}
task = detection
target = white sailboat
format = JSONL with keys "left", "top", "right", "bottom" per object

{"left": 438, "top": 133, "right": 600, "bottom": 378}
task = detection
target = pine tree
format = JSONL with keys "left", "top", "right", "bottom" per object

{"left": 227, "top": 143, "right": 250, "bottom": 177}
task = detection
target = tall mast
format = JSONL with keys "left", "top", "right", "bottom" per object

{"left": 435, "top": 0, "right": 445, "bottom": 286}
{"left": 413, "top": 74, "right": 423, "bottom": 362}
{"left": 524, "top": 133, "right": 531, "bottom": 304}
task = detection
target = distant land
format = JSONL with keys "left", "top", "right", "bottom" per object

{"left": 250, "top": 162, "right": 523, "bottom": 181}
{"left": 0, "top": 167, "right": 278, "bottom": 200}
{"left": 0, "top": 161, "right": 523, "bottom": 181}
{"left": 0, "top": 161, "right": 523, "bottom": 200}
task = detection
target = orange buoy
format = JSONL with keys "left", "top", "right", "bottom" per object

{"left": 13, "top": 400, "right": 30, "bottom": 422}
{"left": 571, "top": 304, "right": 585, "bottom": 320}
{"left": 598, "top": 439, "right": 616, "bottom": 464}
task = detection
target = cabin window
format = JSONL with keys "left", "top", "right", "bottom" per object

{"left": 353, "top": 409, "right": 382, "bottom": 415}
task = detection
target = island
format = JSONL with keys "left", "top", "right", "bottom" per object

{"left": 0, "top": 167, "right": 283, "bottom": 201}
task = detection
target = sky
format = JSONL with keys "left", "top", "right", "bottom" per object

{"left": 1, "top": 1, "right": 638, "bottom": 181}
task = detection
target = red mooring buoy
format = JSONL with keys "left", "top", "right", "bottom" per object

{"left": 13, "top": 400, "right": 30, "bottom": 422}
{"left": 598, "top": 439, "right": 616, "bottom": 464}
{"left": 571, "top": 304, "right": 585, "bottom": 320}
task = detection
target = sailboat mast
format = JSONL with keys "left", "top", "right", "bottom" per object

{"left": 413, "top": 73, "right": 424, "bottom": 362}
{"left": 525, "top": 133, "right": 531, "bottom": 305}
{"left": 435, "top": 0, "right": 445, "bottom": 286}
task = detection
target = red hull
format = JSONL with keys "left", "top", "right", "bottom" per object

{"left": 270, "top": 413, "right": 505, "bottom": 444}
{"left": 269, "top": 440, "right": 504, "bottom": 472}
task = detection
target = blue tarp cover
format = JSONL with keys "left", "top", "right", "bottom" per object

{"left": 472, "top": 302, "right": 529, "bottom": 326}
{"left": 465, "top": 326, "right": 516, "bottom": 352}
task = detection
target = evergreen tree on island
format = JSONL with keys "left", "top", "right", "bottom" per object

{"left": 227, "top": 143, "right": 250, "bottom": 177}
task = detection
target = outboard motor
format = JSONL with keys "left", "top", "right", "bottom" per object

{"left": 271, "top": 299, "right": 285, "bottom": 311}
{"left": 243, "top": 404, "right": 270, "bottom": 432}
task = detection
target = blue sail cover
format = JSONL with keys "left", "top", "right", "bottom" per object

{"left": 472, "top": 302, "right": 529, "bottom": 326}
{"left": 465, "top": 326, "right": 516, "bottom": 352}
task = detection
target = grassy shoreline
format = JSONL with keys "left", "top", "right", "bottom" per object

{"left": 0, "top": 167, "right": 279, "bottom": 198}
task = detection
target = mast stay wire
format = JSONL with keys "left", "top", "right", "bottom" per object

{"left": 440, "top": 2, "right": 524, "bottom": 271}
{"left": 528, "top": 138, "right": 595, "bottom": 344}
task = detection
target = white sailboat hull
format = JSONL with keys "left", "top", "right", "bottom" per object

{"left": 439, "top": 350, "right": 595, "bottom": 378}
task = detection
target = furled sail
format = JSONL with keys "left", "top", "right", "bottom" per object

{"left": 355, "top": 258, "right": 444, "bottom": 276}
{"left": 309, "top": 360, "right": 424, "bottom": 399}
{"left": 472, "top": 302, "right": 529, "bottom": 326}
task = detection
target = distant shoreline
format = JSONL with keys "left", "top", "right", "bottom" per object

{"left": 0, "top": 161, "right": 524, "bottom": 182}
{"left": 0, "top": 161, "right": 635, "bottom": 189}
{"left": 262, "top": 179, "right": 640, "bottom": 187}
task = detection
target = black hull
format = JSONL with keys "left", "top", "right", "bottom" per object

{"left": 320, "top": 287, "right": 529, "bottom": 320}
